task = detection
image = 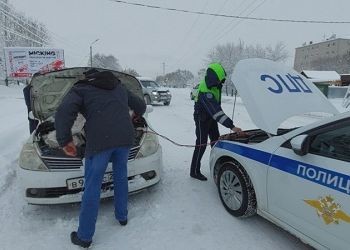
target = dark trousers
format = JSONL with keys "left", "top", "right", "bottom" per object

{"left": 190, "top": 118, "right": 219, "bottom": 175}
{"left": 28, "top": 117, "right": 39, "bottom": 134}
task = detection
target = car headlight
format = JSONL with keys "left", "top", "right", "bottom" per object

{"left": 151, "top": 91, "right": 158, "bottom": 95}
{"left": 136, "top": 131, "right": 159, "bottom": 158}
{"left": 19, "top": 143, "right": 48, "bottom": 171}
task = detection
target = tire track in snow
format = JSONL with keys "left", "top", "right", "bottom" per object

{"left": 0, "top": 159, "right": 17, "bottom": 196}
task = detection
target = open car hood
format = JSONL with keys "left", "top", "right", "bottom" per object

{"left": 30, "top": 67, "right": 144, "bottom": 120}
{"left": 231, "top": 59, "right": 339, "bottom": 135}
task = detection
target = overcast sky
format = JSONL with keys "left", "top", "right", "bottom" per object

{"left": 8, "top": 0, "right": 350, "bottom": 78}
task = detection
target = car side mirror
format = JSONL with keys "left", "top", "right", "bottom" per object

{"left": 146, "top": 105, "right": 153, "bottom": 114}
{"left": 290, "top": 134, "right": 309, "bottom": 156}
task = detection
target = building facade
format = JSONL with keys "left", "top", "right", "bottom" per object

{"left": 294, "top": 38, "right": 350, "bottom": 73}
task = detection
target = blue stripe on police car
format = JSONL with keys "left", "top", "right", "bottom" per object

{"left": 215, "top": 141, "right": 350, "bottom": 196}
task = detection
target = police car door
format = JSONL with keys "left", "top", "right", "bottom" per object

{"left": 267, "top": 118, "right": 350, "bottom": 249}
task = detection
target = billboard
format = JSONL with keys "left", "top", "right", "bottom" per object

{"left": 3, "top": 47, "right": 65, "bottom": 79}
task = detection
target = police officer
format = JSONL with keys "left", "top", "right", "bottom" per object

{"left": 190, "top": 63, "right": 242, "bottom": 181}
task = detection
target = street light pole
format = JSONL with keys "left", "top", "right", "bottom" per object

{"left": 89, "top": 39, "right": 99, "bottom": 67}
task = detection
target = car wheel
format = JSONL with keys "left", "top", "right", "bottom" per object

{"left": 144, "top": 95, "right": 151, "bottom": 105}
{"left": 164, "top": 101, "right": 170, "bottom": 106}
{"left": 218, "top": 161, "right": 256, "bottom": 217}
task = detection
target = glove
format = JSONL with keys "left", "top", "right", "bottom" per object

{"left": 62, "top": 141, "right": 77, "bottom": 157}
{"left": 131, "top": 112, "right": 142, "bottom": 123}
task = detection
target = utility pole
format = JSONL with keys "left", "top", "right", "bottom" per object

{"left": 2, "top": 0, "right": 8, "bottom": 47}
{"left": 90, "top": 45, "right": 93, "bottom": 67}
{"left": 162, "top": 62, "right": 165, "bottom": 75}
{"left": 89, "top": 39, "right": 99, "bottom": 67}
{"left": 2, "top": 0, "right": 9, "bottom": 86}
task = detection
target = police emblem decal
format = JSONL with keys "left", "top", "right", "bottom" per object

{"left": 304, "top": 196, "right": 350, "bottom": 225}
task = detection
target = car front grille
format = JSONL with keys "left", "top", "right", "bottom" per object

{"left": 42, "top": 157, "right": 83, "bottom": 170}
{"left": 42, "top": 145, "right": 141, "bottom": 170}
{"left": 128, "top": 146, "right": 140, "bottom": 160}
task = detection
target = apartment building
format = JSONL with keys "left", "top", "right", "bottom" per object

{"left": 294, "top": 37, "right": 350, "bottom": 72}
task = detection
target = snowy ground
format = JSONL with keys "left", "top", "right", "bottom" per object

{"left": 1, "top": 85, "right": 347, "bottom": 250}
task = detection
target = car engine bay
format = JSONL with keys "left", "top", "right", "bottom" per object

{"left": 34, "top": 114, "right": 147, "bottom": 159}
{"left": 218, "top": 128, "right": 295, "bottom": 144}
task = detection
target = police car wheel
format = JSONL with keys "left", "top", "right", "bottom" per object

{"left": 218, "top": 161, "right": 257, "bottom": 217}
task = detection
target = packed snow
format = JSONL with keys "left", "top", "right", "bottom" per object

{"left": 1, "top": 85, "right": 346, "bottom": 250}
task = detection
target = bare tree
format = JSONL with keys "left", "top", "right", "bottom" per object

{"left": 0, "top": 0, "right": 50, "bottom": 47}
{"left": 0, "top": 0, "right": 51, "bottom": 84}
{"left": 206, "top": 40, "right": 289, "bottom": 95}
{"left": 123, "top": 68, "right": 139, "bottom": 77}
{"left": 207, "top": 40, "right": 288, "bottom": 75}
{"left": 157, "top": 69, "right": 194, "bottom": 87}
{"left": 90, "top": 53, "right": 122, "bottom": 71}
{"left": 265, "top": 42, "right": 289, "bottom": 62}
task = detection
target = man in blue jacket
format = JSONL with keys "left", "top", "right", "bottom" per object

{"left": 190, "top": 63, "right": 242, "bottom": 181}
{"left": 55, "top": 69, "right": 146, "bottom": 248}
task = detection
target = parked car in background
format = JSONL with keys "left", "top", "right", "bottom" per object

{"left": 18, "top": 68, "right": 162, "bottom": 205}
{"left": 190, "top": 84, "right": 199, "bottom": 100}
{"left": 210, "top": 59, "right": 349, "bottom": 250}
{"left": 137, "top": 77, "right": 171, "bottom": 106}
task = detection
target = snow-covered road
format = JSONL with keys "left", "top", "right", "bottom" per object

{"left": 0, "top": 85, "right": 312, "bottom": 250}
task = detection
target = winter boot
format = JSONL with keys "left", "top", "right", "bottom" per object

{"left": 190, "top": 172, "right": 207, "bottom": 181}
{"left": 70, "top": 231, "right": 92, "bottom": 248}
{"left": 119, "top": 219, "right": 128, "bottom": 226}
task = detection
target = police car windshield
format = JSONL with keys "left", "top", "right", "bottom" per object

{"left": 141, "top": 80, "right": 159, "bottom": 88}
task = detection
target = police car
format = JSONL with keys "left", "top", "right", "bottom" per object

{"left": 210, "top": 59, "right": 350, "bottom": 250}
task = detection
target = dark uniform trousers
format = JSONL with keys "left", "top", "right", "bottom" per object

{"left": 190, "top": 117, "right": 220, "bottom": 175}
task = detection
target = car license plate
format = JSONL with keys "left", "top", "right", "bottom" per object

{"left": 66, "top": 172, "right": 113, "bottom": 190}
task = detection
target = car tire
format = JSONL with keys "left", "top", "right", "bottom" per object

{"left": 144, "top": 95, "right": 151, "bottom": 105}
{"left": 164, "top": 101, "right": 170, "bottom": 106}
{"left": 217, "top": 161, "right": 257, "bottom": 217}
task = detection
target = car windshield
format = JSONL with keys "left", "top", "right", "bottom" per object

{"left": 141, "top": 80, "right": 159, "bottom": 88}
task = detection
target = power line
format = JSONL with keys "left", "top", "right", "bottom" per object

{"left": 170, "top": 0, "right": 229, "bottom": 70}
{"left": 197, "top": 0, "right": 263, "bottom": 57}
{"left": 216, "top": 0, "right": 267, "bottom": 42}
{"left": 171, "top": 0, "right": 261, "bottom": 71}
{"left": 0, "top": 23, "right": 44, "bottom": 45}
{"left": 0, "top": 1, "right": 104, "bottom": 67}
{"left": 0, "top": 1, "right": 83, "bottom": 50}
{"left": 0, "top": 1, "right": 48, "bottom": 37}
{"left": 0, "top": 8, "right": 50, "bottom": 45}
{"left": 170, "top": 0, "right": 210, "bottom": 62}
{"left": 108, "top": 0, "right": 350, "bottom": 24}
{"left": 0, "top": 1, "right": 97, "bottom": 64}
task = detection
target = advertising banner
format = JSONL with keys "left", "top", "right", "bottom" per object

{"left": 3, "top": 47, "right": 65, "bottom": 79}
